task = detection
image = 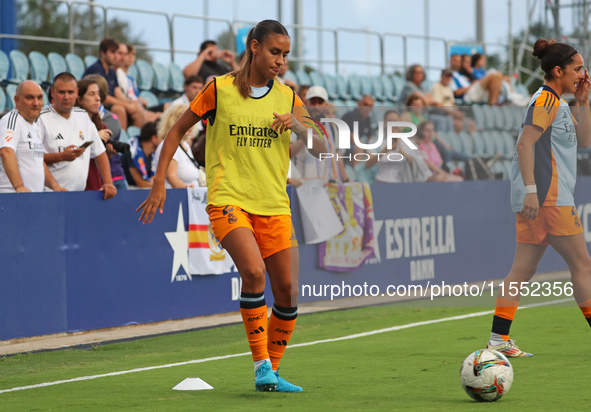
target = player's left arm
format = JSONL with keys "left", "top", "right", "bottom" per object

{"left": 574, "top": 68, "right": 591, "bottom": 148}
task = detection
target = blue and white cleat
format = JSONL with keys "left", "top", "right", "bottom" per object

{"left": 255, "top": 360, "right": 277, "bottom": 391}
{"left": 274, "top": 368, "right": 303, "bottom": 393}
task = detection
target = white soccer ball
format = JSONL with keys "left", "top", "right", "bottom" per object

{"left": 460, "top": 349, "right": 514, "bottom": 402}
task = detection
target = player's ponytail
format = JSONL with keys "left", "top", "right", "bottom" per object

{"left": 532, "top": 38, "right": 578, "bottom": 80}
{"left": 231, "top": 19, "right": 289, "bottom": 99}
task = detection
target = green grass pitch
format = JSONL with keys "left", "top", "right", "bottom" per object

{"left": 1, "top": 298, "right": 589, "bottom": 411}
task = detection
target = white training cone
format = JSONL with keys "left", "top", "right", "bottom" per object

{"left": 172, "top": 378, "right": 214, "bottom": 390}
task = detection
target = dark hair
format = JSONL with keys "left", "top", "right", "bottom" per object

{"left": 471, "top": 53, "right": 482, "bottom": 68}
{"left": 127, "top": 44, "right": 135, "bottom": 53}
{"left": 185, "top": 75, "right": 204, "bottom": 86}
{"left": 99, "top": 38, "right": 119, "bottom": 54}
{"left": 76, "top": 78, "right": 103, "bottom": 131}
{"left": 199, "top": 40, "right": 217, "bottom": 53}
{"left": 53, "top": 71, "right": 77, "bottom": 86}
{"left": 416, "top": 120, "right": 434, "bottom": 139}
{"left": 532, "top": 38, "right": 578, "bottom": 80}
{"left": 139, "top": 121, "right": 158, "bottom": 143}
{"left": 230, "top": 19, "right": 289, "bottom": 99}
{"left": 405, "top": 64, "right": 423, "bottom": 81}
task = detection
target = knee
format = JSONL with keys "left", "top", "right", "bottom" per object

{"left": 240, "top": 263, "right": 266, "bottom": 286}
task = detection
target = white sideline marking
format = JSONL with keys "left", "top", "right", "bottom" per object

{"left": 0, "top": 298, "right": 572, "bottom": 394}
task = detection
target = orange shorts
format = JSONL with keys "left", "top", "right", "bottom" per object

{"left": 516, "top": 206, "right": 583, "bottom": 245}
{"left": 208, "top": 205, "right": 298, "bottom": 259}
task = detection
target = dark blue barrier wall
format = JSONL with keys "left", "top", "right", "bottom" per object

{"left": 2, "top": 179, "right": 591, "bottom": 341}
{"left": 294, "top": 179, "right": 591, "bottom": 300}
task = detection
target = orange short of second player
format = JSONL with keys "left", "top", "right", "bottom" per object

{"left": 516, "top": 205, "right": 583, "bottom": 245}
{"left": 208, "top": 205, "right": 298, "bottom": 259}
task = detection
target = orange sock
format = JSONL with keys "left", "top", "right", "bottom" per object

{"left": 492, "top": 298, "right": 519, "bottom": 340}
{"left": 267, "top": 304, "right": 297, "bottom": 370}
{"left": 240, "top": 292, "right": 269, "bottom": 362}
{"left": 578, "top": 299, "right": 591, "bottom": 328}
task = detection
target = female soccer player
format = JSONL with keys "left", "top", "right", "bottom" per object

{"left": 137, "top": 20, "right": 325, "bottom": 392}
{"left": 486, "top": 39, "right": 591, "bottom": 357}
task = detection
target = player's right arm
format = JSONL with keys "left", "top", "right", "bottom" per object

{"left": 0, "top": 147, "right": 30, "bottom": 192}
{"left": 137, "top": 108, "right": 201, "bottom": 223}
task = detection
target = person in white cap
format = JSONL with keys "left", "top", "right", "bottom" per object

{"left": 290, "top": 85, "right": 349, "bottom": 182}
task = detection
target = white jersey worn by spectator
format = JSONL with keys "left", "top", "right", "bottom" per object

{"left": 170, "top": 93, "right": 191, "bottom": 107}
{"left": 153, "top": 141, "right": 205, "bottom": 188}
{"left": 38, "top": 105, "right": 106, "bottom": 191}
{"left": 0, "top": 110, "right": 45, "bottom": 192}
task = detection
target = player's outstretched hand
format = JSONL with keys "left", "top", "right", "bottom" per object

{"left": 137, "top": 183, "right": 166, "bottom": 224}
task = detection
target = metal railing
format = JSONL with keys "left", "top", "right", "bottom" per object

{"left": 0, "top": 0, "right": 517, "bottom": 78}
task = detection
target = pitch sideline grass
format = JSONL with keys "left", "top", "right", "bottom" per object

{"left": 0, "top": 300, "right": 589, "bottom": 411}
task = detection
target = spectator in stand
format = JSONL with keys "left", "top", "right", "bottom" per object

{"left": 80, "top": 75, "right": 129, "bottom": 191}
{"left": 341, "top": 94, "right": 375, "bottom": 170}
{"left": 123, "top": 121, "right": 162, "bottom": 188}
{"left": 416, "top": 120, "right": 463, "bottom": 182}
{"left": 403, "top": 93, "right": 471, "bottom": 164}
{"left": 401, "top": 92, "right": 428, "bottom": 127}
{"left": 164, "top": 75, "right": 204, "bottom": 111}
{"left": 75, "top": 78, "right": 111, "bottom": 191}
{"left": 399, "top": 64, "right": 436, "bottom": 106}
{"left": 115, "top": 43, "right": 148, "bottom": 109}
{"left": 153, "top": 104, "right": 205, "bottom": 188}
{"left": 276, "top": 57, "right": 298, "bottom": 90}
{"left": 471, "top": 53, "right": 487, "bottom": 80}
{"left": 297, "top": 84, "right": 310, "bottom": 106}
{"left": 431, "top": 69, "right": 476, "bottom": 135}
{"left": 83, "top": 38, "right": 145, "bottom": 130}
{"left": 364, "top": 110, "right": 433, "bottom": 183}
{"left": 182, "top": 40, "right": 238, "bottom": 80}
{"left": 40, "top": 72, "right": 116, "bottom": 199}
{"left": 290, "top": 86, "right": 348, "bottom": 182}
{"left": 449, "top": 53, "right": 503, "bottom": 105}
{"left": 0, "top": 81, "right": 66, "bottom": 193}
{"left": 431, "top": 69, "right": 457, "bottom": 107}
{"left": 460, "top": 54, "right": 476, "bottom": 82}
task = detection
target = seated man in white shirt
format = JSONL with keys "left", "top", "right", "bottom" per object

{"left": 0, "top": 81, "right": 66, "bottom": 193}
{"left": 449, "top": 54, "right": 503, "bottom": 105}
{"left": 431, "top": 69, "right": 475, "bottom": 133}
{"left": 39, "top": 72, "right": 117, "bottom": 200}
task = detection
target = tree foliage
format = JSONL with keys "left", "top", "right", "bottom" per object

{"left": 16, "top": 0, "right": 151, "bottom": 62}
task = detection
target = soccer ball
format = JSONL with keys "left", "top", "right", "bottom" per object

{"left": 460, "top": 349, "right": 514, "bottom": 402}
